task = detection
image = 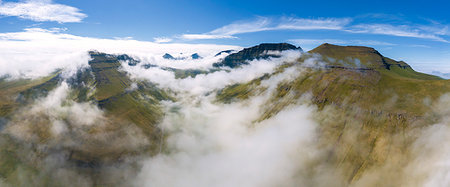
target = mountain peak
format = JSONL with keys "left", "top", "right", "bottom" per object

{"left": 213, "top": 43, "right": 302, "bottom": 68}
{"left": 309, "top": 43, "right": 442, "bottom": 80}
{"left": 310, "top": 43, "right": 401, "bottom": 69}
{"left": 312, "top": 43, "right": 379, "bottom": 54}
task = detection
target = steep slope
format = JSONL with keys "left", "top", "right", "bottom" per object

{"left": 213, "top": 43, "right": 302, "bottom": 68}
{"left": 0, "top": 43, "right": 448, "bottom": 186}
{"left": 87, "top": 51, "right": 171, "bottom": 140}
{"left": 0, "top": 51, "right": 173, "bottom": 186}
{"left": 216, "top": 43, "right": 450, "bottom": 184}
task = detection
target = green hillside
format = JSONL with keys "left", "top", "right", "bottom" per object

{"left": 0, "top": 43, "right": 448, "bottom": 186}
{"left": 216, "top": 43, "right": 450, "bottom": 184}
{"left": 0, "top": 51, "right": 173, "bottom": 186}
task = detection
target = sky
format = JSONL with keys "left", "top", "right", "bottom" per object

{"left": 0, "top": 0, "right": 449, "bottom": 75}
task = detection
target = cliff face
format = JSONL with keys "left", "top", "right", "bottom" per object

{"left": 213, "top": 43, "right": 302, "bottom": 68}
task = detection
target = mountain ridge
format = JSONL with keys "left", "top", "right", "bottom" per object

{"left": 213, "top": 43, "right": 302, "bottom": 68}
{"left": 0, "top": 42, "right": 448, "bottom": 186}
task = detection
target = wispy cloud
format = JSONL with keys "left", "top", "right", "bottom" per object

{"left": 348, "top": 24, "right": 449, "bottom": 42}
{"left": 113, "top": 36, "right": 134, "bottom": 40}
{"left": 170, "top": 16, "right": 450, "bottom": 43}
{"left": 277, "top": 17, "right": 351, "bottom": 30}
{"left": 179, "top": 17, "right": 352, "bottom": 40}
{"left": 179, "top": 17, "right": 271, "bottom": 40}
{"left": 180, "top": 34, "right": 237, "bottom": 40}
{"left": 0, "top": 0, "right": 87, "bottom": 23}
{"left": 153, "top": 37, "right": 173, "bottom": 43}
{"left": 210, "top": 17, "right": 273, "bottom": 36}
{"left": 289, "top": 38, "right": 396, "bottom": 46}
{"left": 408, "top": 44, "right": 431, "bottom": 48}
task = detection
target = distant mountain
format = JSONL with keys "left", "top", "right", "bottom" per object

{"left": 191, "top": 53, "right": 202, "bottom": 59}
{"left": 213, "top": 43, "right": 302, "bottom": 68}
{"left": 0, "top": 43, "right": 448, "bottom": 186}
{"left": 163, "top": 53, "right": 202, "bottom": 60}
{"left": 214, "top": 49, "right": 236, "bottom": 57}
{"left": 431, "top": 71, "right": 450, "bottom": 79}
{"left": 163, "top": 53, "right": 175, "bottom": 59}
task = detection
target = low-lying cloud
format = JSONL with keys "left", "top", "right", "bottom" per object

{"left": 0, "top": 28, "right": 240, "bottom": 79}
{"left": 0, "top": 27, "right": 449, "bottom": 187}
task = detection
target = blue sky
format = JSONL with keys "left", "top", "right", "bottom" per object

{"left": 0, "top": 0, "right": 450, "bottom": 75}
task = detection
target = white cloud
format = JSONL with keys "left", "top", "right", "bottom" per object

{"left": 122, "top": 50, "right": 302, "bottom": 95}
{"left": 180, "top": 34, "right": 237, "bottom": 40}
{"left": 113, "top": 36, "right": 134, "bottom": 40}
{"left": 209, "top": 17, "right": 273, "bottom": 36}
{"left": 0, "top": 28, "right": 240, "bottom": 79}
{"left": 153, "top": 37, "right": 173, "bottom": 43}
{"left": 289, "top": 38, "right": 395, "bottom": 47}
{"left": 0, "top": 0, "right": 87, "bottom": 23}
{"left": 277, "top": 17, "right": 351, "bottom": 30}
{"left": 166, "top": 16, "right": 450, "bottom": 43}
{"left": 178, "top": 17, "right": 352, "bottom": 40}
{"left": 349, "top": 24, "right": 449, "bottom": 42}
{"left": 132, "top": 59, "right": 327, "bottom": 187}
{"left": 289, "top": 39, "right": 347, "bottom": 45}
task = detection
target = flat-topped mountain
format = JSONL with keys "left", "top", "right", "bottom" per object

{"left": 309, "top": 43, "right": 441, "bottom": 80}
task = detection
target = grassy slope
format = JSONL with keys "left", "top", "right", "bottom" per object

{"left": 75, "top": 52, "right": 172, "bottom": 156}
{"left": 0, "top": 52, "right": 172, "bottom": 186}
{"left": 216, "top": 43, "right": 450, "bottom": 184}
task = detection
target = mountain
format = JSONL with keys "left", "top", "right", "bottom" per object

{"left": 432, "top": 70, "right": 450, "bottom": 79}
{"left": 214, "top": 49, "right": 236, "bottom": 57}
{"left": 163, "top": 53, "right": 175, "bottom": 59}
{"left": 116, "top": 53, "right": 140, "bottom": 66}
{"left": 309, "top": 43, "right": 440, "bottom": 80}
{"left": 163, "top": 53, "right": 202, "bottom": 60}
{"left": 0, "top": 51, "right": 173, "bottom": 185}
{"left": 213, "top": 43, "right": 302, "bottom": 68}
{"left": 191, "top": 53, "right": 202, "bottom": 59}
{"left": 0, "top": 43, "right": 448, "bottom": 186}
{"left": 217, "top": 43, "right": 449, "bottom": 184}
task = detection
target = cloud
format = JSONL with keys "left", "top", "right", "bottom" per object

{"left": 114, "top": 36, "right": 134, "bottom": 40}
{"left": 431, "top": 71, "right": 450, "bottom": 79}
{"left": 153, "top": 37, "right": 173, "bottom": 43}
{"left": 277, "top": 17, "right": 351, "bottom": 30}
{"left": 349, "top": 24, "right": 449, "bottom": 42}
{"left": 122, "top": 50, "right": 302, "bottom": 95}
{"left": 0, "top": 0, "right": 87, "bottom": 23}
{"left": 4, "top": 80, "right": 151, "bottom": 186}
{"left": 178, "top": 17, "right": 351, "bottom": 40}
{"left": 209, "top": 17, "right": 273, "bottom": 36}
{"left": 0, "top": 28, "right": 240, "bottom": 79}
{"left": 1, "top": 25, "right": 450, "bottom": 186}
{"left": 131, "top": 57, "right": 331, "bottom": 186}
{"left": 166, "top": 16, "right": 450, "bottom": 43}
{"left": 289, "top": 38, "right": 396, "bottom": 48}
{"left": 180, "top": 34, "right": 237, "bottom": 40}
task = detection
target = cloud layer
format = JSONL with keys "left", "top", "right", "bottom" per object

{"left": 0, "top": 0, "right": 87, "bottom": 23}
{"left": 0, "top": 28, "right": 240, "bottom": 79}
